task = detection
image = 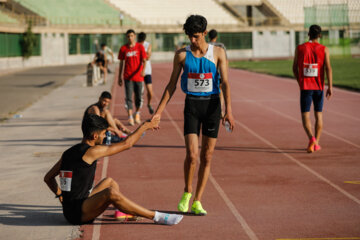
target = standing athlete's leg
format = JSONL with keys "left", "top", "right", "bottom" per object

{"left": 314, "top": 112, "right": 323, "bottom": 143}
{"left": 301, "top": 90, "right": 316, "bottom": 152}
{"left": 191, "top": 97, "right": 221, "bottom": 215}
{"left": 144, "top": 75, "right": 154, "bottom": 114}
{"left": 124, "top": 80, "right": 134, "bottom": 125}
{"left": 184, "top": 134, "right": 199, "bottom": 193}
{"left": 134, "top": 81, "right": 144, "bottom": 124}
{"left": 194, "top": 136, "right": 217, "bottom": 202}
{"left": 301, "top": 112, "right": 314, "bottom": 139}
{"left": 178, "top": 134, "right": 198, "bottom": 212}
{"left": 313, "top": 90, "right": 324, "bottom": 151}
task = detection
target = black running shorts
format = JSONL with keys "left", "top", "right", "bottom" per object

{"left": 184, "top": 94, "right": 221, "bottom": 138}
{"left": 62, "top": 198, "right": 93, "bottom": 225}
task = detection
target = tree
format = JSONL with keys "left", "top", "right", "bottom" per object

{"left": 22, "top": 21, "right": 37, "bottom": 59}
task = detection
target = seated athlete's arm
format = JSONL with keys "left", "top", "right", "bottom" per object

{"left": 154, "top": 49, "right": 185, "bottom": 116}
{"left": 44, "top": 158, "right": 63, "bottom": 200}
{"left": 87, "top": 105, "right": 101, "bottom": 116}
{"left": 82, "top": 116, "right": 160, "bottom": 164}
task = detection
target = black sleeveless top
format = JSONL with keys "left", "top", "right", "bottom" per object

{"left": 83, "top": 103, "right": 104, "bottom": 120}
{"left": 60, "top": 143, "right": 97, "bottom": 202}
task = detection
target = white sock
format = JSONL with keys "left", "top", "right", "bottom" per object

{"left": 153, "top": 211, "right": 183, "bottom": 225}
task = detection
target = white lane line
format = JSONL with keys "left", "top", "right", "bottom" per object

{"left": 248, "top": 101, "right": 360, "bottom": 149}
{"left": 158, "top": 97, "right": 259, "bottom": 240}
{"left": 236, "top": 119, "right": 360, "bottom": 206}
{"left": 92, "top": 157, "right": 109, "bottom": 240}
{"left": 325, "top": 109, "right": 360, "bottom": 122}
{"left": 92, "top": 78, "right": 116, "bottom": 240}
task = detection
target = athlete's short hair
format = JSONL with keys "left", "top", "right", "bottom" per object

{"left": 82, "top": 114, "right": 109, "bottom": 139}
{"left": 126, "top": 29, "right": 135, "bottom": 35}
{"left": 101, "top": 43, "right": 106, "bottom": 48}
{"left": 309, "top": 25, "right": 322, "bottom": 39}
{"left": 208, "top": 29, "right": 217, "bottom": 41}
{"left": 183, "top": 15, "right": 207, "bottom": 36}
{"left": 138, "top": 32, "right": 146, "bottom": 42}
{"left": 100, "top": 91, "right": 111, "bottom": 99}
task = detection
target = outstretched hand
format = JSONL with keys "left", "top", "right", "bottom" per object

{"left": 150, "top": 114, "right": 161, "bottom": 130}
{"left": 146, "top": 114, "right": 161, "bottom": 130}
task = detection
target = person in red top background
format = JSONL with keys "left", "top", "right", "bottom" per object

{"left": 118, "top": 29, "right": 147, "bottom": 126}
{"left": 293, "top": 24, "right": 333, "bottom": 153}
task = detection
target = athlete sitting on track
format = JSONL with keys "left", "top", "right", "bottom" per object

{"left": 84, "top": 91, "right": 131, "bottom": 139}
{"left": 44, "top": 114, "right": 183, "bottom": 225}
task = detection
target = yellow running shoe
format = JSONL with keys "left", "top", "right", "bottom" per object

{"left": 177, "top": 192, "right": 192, "bottom": 212}
{"left": 191, "top": 201, "right": 207, "bottom": 215}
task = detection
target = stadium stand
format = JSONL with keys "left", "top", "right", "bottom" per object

{"left": 0, "top": 9, "right": 17, "bottom": 24}
{"left": 0, "top": 0, "right": 359, "bottom": 70}
{"left": 10, "top": 0, "right": 137, "bottom": 26}
{"left": 108, "top": 0, "right": 239, "bottom": 25}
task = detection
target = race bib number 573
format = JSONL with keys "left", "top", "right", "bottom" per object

{"left": 60, "top": 170, "right": 72, "bottom": 192}
{"left": 187, "top": 73, "right": 213, "bottom": 93}
{"left": 303, "top": 63, "right": 318, "bottom": 77}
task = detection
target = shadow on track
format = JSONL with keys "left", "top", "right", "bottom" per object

{"left": 0, "top": 204, "right": 68, "bottom": 226}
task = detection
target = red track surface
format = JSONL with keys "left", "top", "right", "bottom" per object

{"left": 80, "top": 63, "right": 360, "bottom": 240}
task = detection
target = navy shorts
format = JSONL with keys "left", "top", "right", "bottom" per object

{"left": 144, "top": 75, "right": 152, "bottom": 84}
{"left": 184, "top": 94, "right": 221, "bottom": 138}
{"left": 300, "top": 90, "right": 324, "bottom": 112}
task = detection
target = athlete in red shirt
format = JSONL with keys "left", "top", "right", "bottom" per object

{"left": 118, "top": 29, "right": 147, "bottom": 126}
{"left": 293, "top": 25, "right": 333, "bottom": 153}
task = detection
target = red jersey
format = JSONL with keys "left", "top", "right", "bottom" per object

{"left": 297, "top": 41, "right": 326, "bottom": 90}
{"left": 118, "top": 43, "right": 146, "bottom": 82}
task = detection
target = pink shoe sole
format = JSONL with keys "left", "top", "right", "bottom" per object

{"left": 114, "top": 210, "right": 139, "bottom": 222}
{"left": 314, "top": 144, "right": 321, "bottom": 152}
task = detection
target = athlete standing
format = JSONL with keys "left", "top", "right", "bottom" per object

{"left": 138, "top": 32, "right": 155, "bottom": 114}
{"left": 293, "top": 24, "right": 333, "bottom": 153}
{"left": 152, "top": 15, "right": 235, "bottom": 215}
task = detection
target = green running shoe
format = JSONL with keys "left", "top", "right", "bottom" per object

{"left": 178, "top": 192, "right": 192, "bottom": 212}
{"left": 191, "top": 201, "right": 207, "bottom": 215}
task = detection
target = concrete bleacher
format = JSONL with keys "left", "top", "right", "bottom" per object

{"left": 267, "top": 0, "right": 359, "bottom": 26}
{"left": 0, "top": 10, "right": 18, "bottom": 24}
{"left": 11, "top": 0, "right": 135, "bottom": 25}
{"left": 108, "top": 0, "right": 239, "bottom": 25}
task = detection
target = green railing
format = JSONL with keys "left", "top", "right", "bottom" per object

{"left": 0, "top": 32, "right": 41, "bottom": 57}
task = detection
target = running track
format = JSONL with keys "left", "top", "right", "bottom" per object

{"left": 79, "top": 63, "right": 360, "bottom": 240}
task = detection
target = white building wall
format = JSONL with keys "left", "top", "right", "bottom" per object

{"left": 41, "top": 33, "right": 66, "bottom": 65}
{"left": 253, "top": 30, "right": 295, "bottom": 58}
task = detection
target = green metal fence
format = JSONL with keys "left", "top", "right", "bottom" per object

{"left": 69, "top": 33, "right": 126, "bottom": 55}
{"left": 304, "top": 4, "right": 349, "bottom": 28}
{"left": 0, "top": 32, "right": 41, "bottom": 57}
{"left": 217, "top": 32, "right": 252, "bottom": 50}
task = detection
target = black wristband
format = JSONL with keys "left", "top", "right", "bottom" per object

{"left": 55, "top": 193, "right": 62, "bottom": 198}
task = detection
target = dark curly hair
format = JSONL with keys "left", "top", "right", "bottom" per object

{"left": 309, "top": 25, "right": 322, "bottom": 40}
{"left": 183, "top": 15, "right": 207, "bottom": 36}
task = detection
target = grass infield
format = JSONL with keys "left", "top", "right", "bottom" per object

{"left": 229, "top": 56, "right": 360, "bottom": 91}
